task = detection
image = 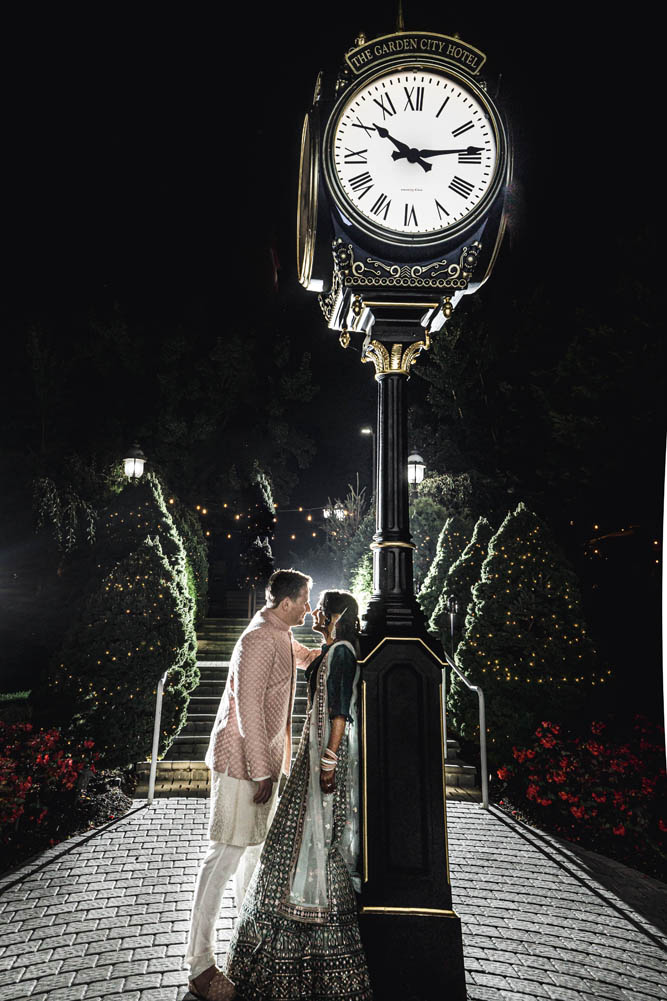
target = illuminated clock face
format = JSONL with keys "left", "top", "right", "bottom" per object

{"left": 329, "top": 67, "right": 500, "bottom": 241}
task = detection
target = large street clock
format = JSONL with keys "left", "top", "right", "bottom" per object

{"left": 298, "top": 30, "right": 511, "bottom": 336}
{"left": 297, "top": 28, "right": 513, "bottom": 1001}
{"left": 327, "top": 66, "right": 501, "bottom": 245}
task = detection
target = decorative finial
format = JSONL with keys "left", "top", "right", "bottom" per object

{"left": 396, "top": 0, "right": 405, "bottom": 31}
{"left": 354, "top": 30, "right": 367, "bottom": 47}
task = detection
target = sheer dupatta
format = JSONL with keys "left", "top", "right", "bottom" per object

{"left": 284, "top": 639, "right": 361, "bottom": 919}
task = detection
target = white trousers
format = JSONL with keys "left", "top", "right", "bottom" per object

{"left": 185, "top": 840, "right": 263, "bottom": 980}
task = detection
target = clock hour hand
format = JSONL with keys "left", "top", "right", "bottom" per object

{"left": 373, "top": 124, "right": 432, "bottom": 172}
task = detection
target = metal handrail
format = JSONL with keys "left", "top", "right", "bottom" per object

{"left": 441, "top": 649, "right": 489, "bottom": 810}
{"left": 148, "top": 669, "right": 171, "bottom": 805}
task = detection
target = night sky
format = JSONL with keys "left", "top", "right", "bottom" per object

{"left": 1, "top": 5, "right": 660, "bottom": 558}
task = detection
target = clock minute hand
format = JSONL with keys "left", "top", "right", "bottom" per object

{"left": 416, "top": 145, "right": 485, "bottom": 159}
{"left": 374, "top": 123, "right": 432, "bottom": 173}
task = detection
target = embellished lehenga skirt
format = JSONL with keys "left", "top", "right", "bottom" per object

{"left": 224, "top": 649, "right": 373, "bottom": 1000}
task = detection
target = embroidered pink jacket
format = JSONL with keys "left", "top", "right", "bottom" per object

{"left": 205, "top": 607, "right": 321, "bottom": 781}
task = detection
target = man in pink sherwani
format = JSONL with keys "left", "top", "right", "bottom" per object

{"left": 186, "top": 569, "right": 321, "bottom": 1000}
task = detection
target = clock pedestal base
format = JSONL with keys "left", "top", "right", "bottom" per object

{"left": 359, "top": 912, "right": 467, "bottom": 1001}
{"left": 358, "top": 637, "right": 467, "bottom": 1001}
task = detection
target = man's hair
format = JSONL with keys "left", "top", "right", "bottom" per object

{"left": 266, "top": 569, "right": 312, "bottom": 607}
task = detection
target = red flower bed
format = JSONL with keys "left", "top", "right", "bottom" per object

{"left": 0, "top": 722, "right": 100, "bottom": 862}
{"left": 495, "top": 717, "right": 667, "bottom": 879}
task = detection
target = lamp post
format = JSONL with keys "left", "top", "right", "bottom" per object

{"left": 123, "top": 443, "right": 147, "bottom": 479}
{"left": 360, "top": 426, "right": 377, "bottom": 502}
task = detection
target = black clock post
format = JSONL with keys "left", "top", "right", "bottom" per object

{"left": 357, "top": 315, "right": 468, "bottom": 1001}
{"left": 297, "top": 26, "right": 512, "bottom": 1001}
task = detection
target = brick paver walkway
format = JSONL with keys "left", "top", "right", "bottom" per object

{"left": 1, "top": 800, "right": 665, "bottom": 1000}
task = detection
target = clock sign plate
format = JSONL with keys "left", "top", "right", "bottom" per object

{"left": 345, "top": 32, "right": 486, "bottom": 77}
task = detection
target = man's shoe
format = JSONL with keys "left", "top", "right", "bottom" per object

{"left": 189, "top": 968, "right": 236, "bottom": 1001}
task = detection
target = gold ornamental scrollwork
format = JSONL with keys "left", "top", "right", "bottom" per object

{"left": 318, "top": 265, "right": 343, "bottom": 322}
{"left": 361, "top": 339, "right": 390, "bottom": 375}
{"left": 401, "top": 331, "right": 431, "bottom": 371}
{"left": 330, "top": 238, "right": 482, "bottom": 291}
{"left": 361, "top": 332, "right": 431, "bottom": 377}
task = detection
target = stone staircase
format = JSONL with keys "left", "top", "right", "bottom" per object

{"left": 135, "top": 614, "right": 480, "bottom": 801}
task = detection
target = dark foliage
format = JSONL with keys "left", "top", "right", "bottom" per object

{"left": 0, "top": 721, "right": 132, "bottom": 874}
{"left": 495, "top": 718, "right": 667, "bottom": 881}
{"left": 410, "top": 496, "right": 448, "bottom": 589}
{"left": 45, "top": 538, "right": 190, "bottom": 769}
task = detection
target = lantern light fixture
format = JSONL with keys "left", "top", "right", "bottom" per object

{"left": 323, "top": 502, "right": 347, "bottom": 521}
{"left": 407, "top": 452, "right": 426, "bottom": 485}
{"left": 124, "top": 443, "right": 147, "bottom": 479}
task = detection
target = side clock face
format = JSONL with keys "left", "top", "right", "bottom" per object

{"left": 325, "top": 65, "right": 503, "bottom": 246}
{"left": 297, "top": 108, "right": 320, "bottom": 289}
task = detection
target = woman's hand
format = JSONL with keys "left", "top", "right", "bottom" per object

{"left": 320, "top": 767, "right": 336, "bottom": 794}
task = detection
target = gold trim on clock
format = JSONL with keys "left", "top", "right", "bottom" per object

{"left": 360, "top": 906, "right": 460, "bottom": 918}
{"left": 358, "top": 635, "right": 447, "bottom": 665}
{"left": 361, "top": 300, "right": 439, "bottom": 309}
{"left": 362, "top": 680, "right": 368, "bottom": 883}
{"left": 440, "top": 682, "right": 452, "bottom": 885}
{"left": 360, "top": 640, "right": 453, "bottom": 890}
{"left": 297, "top": 109, "right": 319, "bottom": 289}
{"left": 370, "top": 540, "right": 417, "bottom": 550}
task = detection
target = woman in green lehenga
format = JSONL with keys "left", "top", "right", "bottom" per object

{"left": 224, "top": 589, "right": 373, "bottom": 1001}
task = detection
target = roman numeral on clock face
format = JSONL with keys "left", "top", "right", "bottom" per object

{"left": 404, "top": 203, "right": 418, "bottom": 227}
{"left": 452, "top": 120, "right": 474, "bottom": 137}
{"left": 458, "top": 150, "right": 482, "bottom": 164}
{"left": 449, "top": 176, "right": 475, "bottom": 199}
{"left": 435, "top": 96, "right": 450, "bottom": 118}
{"left": 403, "top": 86, "right": 424, "bottom": 111}
{"left": 351, "top": 117, "right": 375, "bottom": 138}
{"left": 435, "top": 199, "right": 450, "bottom": 220}
{"left": 373, "top": 92, "right": 396, "bottom": 119}
{"left": 348, "top": 171, "right": 374, "bottom": 197}
{"left": 343, "top": 147, "right": 368, "bottom": 164}
{"left": 370, "top": 192, "right": 392, "bottom": 220}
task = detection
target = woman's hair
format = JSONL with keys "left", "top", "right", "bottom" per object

{"left": 320, "top": 589, "right": 361, "bottom": 656}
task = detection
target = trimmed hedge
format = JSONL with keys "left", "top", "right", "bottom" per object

{"left": 48, "top": 537, "right": 190, "bottom": 768}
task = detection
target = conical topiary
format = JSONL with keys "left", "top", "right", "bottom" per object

{"left": 410, "top": 496, "right": 448, "bottom": 590}
{"left": 98, "top": 473, "right": 198, "bottom": 692}
{"left": 431, "top": 516, "right": 494, "bottom": 647}
{"left": 417, "top": 515, "right": 473, "bottom": 622}
{"left": 449, "top": 502, "right": 606, "bottom": 763}
{"left": 49, "top": 537, "right": 190, "bottom": 769}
